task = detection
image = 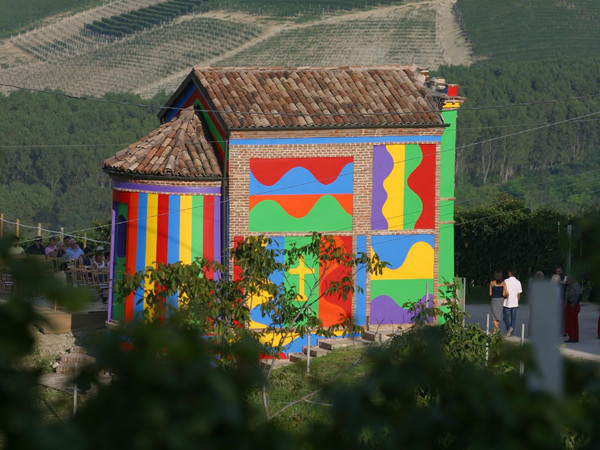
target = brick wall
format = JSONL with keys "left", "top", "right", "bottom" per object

{"left": 228, "top": 126, "right": 445, "bottom": 327}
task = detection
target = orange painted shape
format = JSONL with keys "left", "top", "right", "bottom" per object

{"left": 249, "top": 194, "right": 352, "bottom": 217}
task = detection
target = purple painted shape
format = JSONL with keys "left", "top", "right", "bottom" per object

{"left": 371, "top": 145, "right": 394, "bottom": 230}
{"left": 371, "top": 293, "right": 435, "bottom": 325}
{"left": 107, "top": 202, "right": 116, "bottom": 322}
{"left": 112, "top": 181, "right": 221, "bottom": 195}
{"left": 371, "top": 295, "right": 410, "bottom": 325}
{"left": 408, "top": 294, "right": 435, "bottom": 324}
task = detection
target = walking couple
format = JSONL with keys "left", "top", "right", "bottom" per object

{"left": 489, "top": 269, "right": 522, "bottom": 336}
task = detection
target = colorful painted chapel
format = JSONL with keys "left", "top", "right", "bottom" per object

{"left": 103, "top": 65, "right": 464, "bottom": 354}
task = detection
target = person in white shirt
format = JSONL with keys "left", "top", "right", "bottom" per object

{"left": 503, "top": 269, "right": 522, "bottom": 337}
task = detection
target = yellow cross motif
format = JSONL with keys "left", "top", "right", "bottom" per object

{"left": 288, "top": 256, "right": 315, "bottom": 301}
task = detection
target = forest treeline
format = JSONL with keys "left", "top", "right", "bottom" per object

{"left": 0, "top": 90, "right": 166, "bottom": 235}
{"left": 436, "top": 57, "right": 600, "bottom": 212}
{"left": 1, "top": 57, "right": 600, "bottom": 233}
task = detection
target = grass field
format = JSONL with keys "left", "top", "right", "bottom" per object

{"left": 455, "top": 0, "right": 600, "bottom": 61}
{"left": 217, "top": 10, "right": 443, "bottom": 68}
{"left": 253, "top": 346, "right": 371, "bottom": 432}
{"left": 0, "top": 0, "right": 105, "bottom": 38}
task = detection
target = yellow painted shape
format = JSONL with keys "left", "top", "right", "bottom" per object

{"left": 144, "top": 193, "right": 158, "bottom": 317}
{"left": 288, "top": 256, "right": 315, "bottom": 301}
{"left": 248, "top": 288, "right": 272, "bottom": 330}
{"left": 443, "top": 102, "right": 461, "bottom": 109}
{"left": 382, "top": 144, "right": 405, "bottom": 230}
{"left": 179, "top": 195, "right": 192, "bottom": 264}
{"left": 372, "top": 241, "right": 434, "bottom": 280}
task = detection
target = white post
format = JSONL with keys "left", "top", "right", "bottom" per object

{"left": 485, "top": 313, "right": 490, "bottom": 365}
{"left": 519, "top": 324, "right": 525, "bottom": 376}
{"left": 528, "top": 280, "right": 563, "bottom": 395}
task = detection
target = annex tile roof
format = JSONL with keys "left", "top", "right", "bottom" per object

{"left": 103, "top": 107, "right": 222, "bottom": 179}
{"left": 189, "top": 65, "right": 444, "bottom": 129}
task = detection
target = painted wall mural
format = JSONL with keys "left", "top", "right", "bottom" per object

{"left": 243, "top": 235, "right": 353, "bottom": 357}
{"left": 370, "top": 234, "right": 435, "bottom": 325}
{"left": 110, "top": 186, "right": 221, "bottom": 323}
{"left": 371, "top": 144, "right": 435, "bottom": 230}
{"left": 249, "top": 157, "right": 353, "bottom": 232}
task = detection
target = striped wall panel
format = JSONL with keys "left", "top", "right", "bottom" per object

{"left": 109, "top": 186, "right": 222, "bottom": 322}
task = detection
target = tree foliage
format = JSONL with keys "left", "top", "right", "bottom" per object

{"left": 455, "top": 193, "right": 571, "bottom": 285}
{"left": 0, "top": 90, "right": 167, "bottom": 236}
{"left": 436, "top": 58, "right": 600, "bottom": 213}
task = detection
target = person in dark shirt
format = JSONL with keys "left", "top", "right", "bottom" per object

{"left": 26, "top": 236, "right": 45, "bottom": 255}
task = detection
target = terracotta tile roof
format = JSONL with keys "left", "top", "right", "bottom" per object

{"left": 190, "top": 65, "right": 443, "bottom": 129}
{"left": 103, "top": 107, "right": 222, "bottom": 179}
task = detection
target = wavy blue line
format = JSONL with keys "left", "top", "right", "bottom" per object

{"left": 250, "top": 163, "right": 353, "bottom": 196}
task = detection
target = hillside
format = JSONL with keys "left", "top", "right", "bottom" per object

{"left": 0, "top": 0, "right": 471, "bottom": 98}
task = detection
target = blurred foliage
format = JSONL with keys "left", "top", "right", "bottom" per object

{"left": 3, "top": 233, "right": 600, "bottom": 448}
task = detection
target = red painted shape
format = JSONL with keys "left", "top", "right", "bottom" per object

{"left": 446, "top": 84, "right": 459, "bottom": 96}
{"left": 124, "top": 192, "right": 138, "bottom": 322}
{"left": 248, "top": 194, "right": 353, "bottom": 217}
{"left": 250, "top": 157, "right": 353, "bottom": 186}
{"left": 409, "top": 144, "right": 436, "bottom": 229}
{"left": 233, "top": 236, "right": 244, "bottom": 282}
{"left": 155, "top": 194, "right": 170, "bottom": 324}
{"left": 203, "top": 196, "right": 215, "bottom": 279}
{"left": 318, "top": 236, "right": 353, "bottom": 326}
{"left": 156, "top": 194, "right": 170, "bottom": 265}
{"left": 113, "top": 190, "right": 130, "bottom": 203}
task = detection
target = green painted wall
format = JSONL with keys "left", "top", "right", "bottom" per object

{"left": 440, "top": 109, "right": 457, "bottom": 199}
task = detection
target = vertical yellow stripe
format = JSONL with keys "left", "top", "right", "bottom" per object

{"left": 145, "top": 193, "right": 158, "bottom": 317}
{"left": 180, "top": 195, "right": 193, "bottom": 265}
{"left": 382, "top": 144, "right": 405, "bottom": 230}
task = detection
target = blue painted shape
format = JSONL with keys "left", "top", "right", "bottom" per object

{"left": 163, "top": 83, "right": 196, "bottom": 122}
{"left": 166, "top": 195, "right": 180, "bottom": 313}
{"left": 371, "top": 234, "right": 434, "bottom": 270}
{"left": 134, "top": 193, "right": 148, "bottom": 318}
{"left": 355, "top": 236, "right": 367, "bottom": 326}
{"left": 249, "top": 163, "right": 353, "bottom": 196}
{"left": 231, "top": 136, "right": 441, "bottom": 146}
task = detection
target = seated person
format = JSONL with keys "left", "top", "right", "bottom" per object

{"left": 92, "top": 246, "right": 107, "bottom": 270}
{"left": 45, "top": 237, "right": 58, "bottom": 258}
{"left": 55, "top": 240, "right": 66, "bottom": 258}
{"left": 8, "top": 236, "right": 24, "bottom": 256}
{"left": 26, "top": 236, "right": 45, "bottom": 256}
{"left": 81, "top": 247, "right": 92, "bottom": 267}
{"left": 65, "top": 239, "right": 84, "bottom": 265}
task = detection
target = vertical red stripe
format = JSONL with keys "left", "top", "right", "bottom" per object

{"left": 156, "top": 194, "right": 170, "bottom": 265}
{"left": 156, "top": 194, "right": 170, "bottom": 323}
{"left": 203, "top": 196, "right": 215, "bottom": 279}
{"left": 113, "top": 190, "right": 130, "bottom": 203}
{"left": 125, "top": 192, "right": 137, "bottom": 322}
{"left": 412, "top": 144, "right": 436, "bottom": 229}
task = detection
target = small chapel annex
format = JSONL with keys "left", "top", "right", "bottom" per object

{"left": 102, "top": 65, "right": 464, "bottom": 355}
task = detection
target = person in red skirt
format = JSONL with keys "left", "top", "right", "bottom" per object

{"left": 564, "top": 275, "right": 583, "bottom": 343}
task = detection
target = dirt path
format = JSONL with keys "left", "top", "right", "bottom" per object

{"left": 435, "top": 0, "right": 473, "bottom": 66}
